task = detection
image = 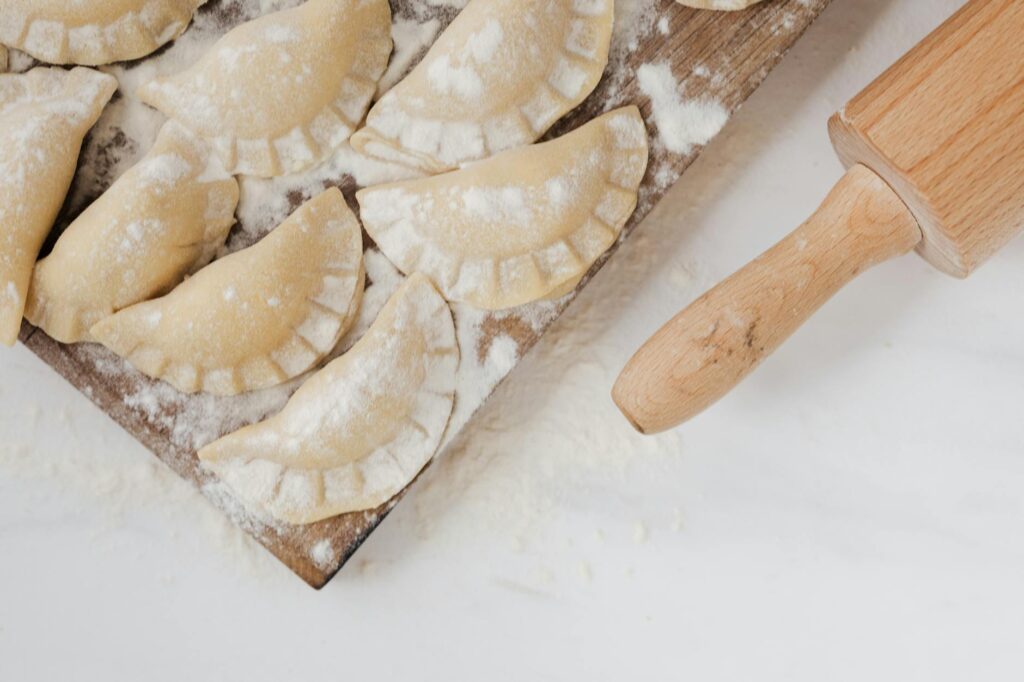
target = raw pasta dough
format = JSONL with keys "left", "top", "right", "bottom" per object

{"left": 0, "top": 45, "right": 7, "bottom": 72}
{"left": 0, "top": 0, "right": 207, "bottom": 65}
{"left": 358, "top": 106, "right": 649, "bottom": 310}
{"left": 0, "top": 67, "right": 117, "bottom": 346}
{"left": 138, "top": 0, "right": 392, "bottom": 177}
{"left": 351, "top": 0, "right": 614, "bottom": 174}
{"left": 199, "top": 273, "right": 458, "bottom": 525}
{"left": 91, "top": 188, "right": 364, "bottom": 396}
{"left": 26, "top": 122, "right": 240, "bottom": 344}
{"left": 676, "top": 0, "right": 766, "bottom": 9}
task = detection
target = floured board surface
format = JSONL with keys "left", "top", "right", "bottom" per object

{"left": 16, "top": 0, "right": 830, "bottom": 588}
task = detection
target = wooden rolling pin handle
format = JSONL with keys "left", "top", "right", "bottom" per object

{"left": 612, "top": 164, "right": 922, "bottom": 434}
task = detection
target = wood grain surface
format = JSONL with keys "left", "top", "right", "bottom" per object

{"left": 18, "top": 0, "right": 831, "bottom": 588}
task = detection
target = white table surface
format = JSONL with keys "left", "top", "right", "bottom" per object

{"left": 3, "top": 0, "right": 1023, "bottom": 679}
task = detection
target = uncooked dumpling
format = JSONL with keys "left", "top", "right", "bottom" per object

{"left": 676, "top": 0, "right": 765, "bottom": 9}
{"left": 358, "top": 106, "right": 649, "bottom": 310}
{"left": 0, "top": 67, "right": 117, "bottom": 346}
{"left": 350, "top": 0, "right": 613, "bottom": 174}
{"left": 137, "top": 0, "right": 392, "bottom": 177}
{"left": 199, "top": 273, "right": 458, "bottom": 525}
{"left": 26, "top": 122, "right": 240, "bottom": 344}
{"left": 91, "top": 188, "right": 365, "bottom": 395}
{"left": 0, "top": 0, "right": 207, "bottom": 65}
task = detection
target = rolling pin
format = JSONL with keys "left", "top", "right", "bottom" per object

{"left": 613, "top": 0, "right": 1024, "bottom": 434}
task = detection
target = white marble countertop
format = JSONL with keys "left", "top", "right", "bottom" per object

{"left": 3, "top": 0, "right": 1022, "bottom": 678}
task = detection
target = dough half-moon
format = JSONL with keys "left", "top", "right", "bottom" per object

{"left": 90, "top": 188, "right": 365, "bottom": 395}
{"left": 357, "top": 106, "right": 649, "bottom": 310}
{"left": 350, "top": 0, "right": 614, "bottom": 174}
{"left": 199, "top": 273, "right": 458, "bottom": 525}
{"left": 0, "top": 67, "right": 118, "bottom": 346}
{"left": 137, "top": 0, "right": 393, "bottom": 177}
{"left": 0, "top": 0, "right": 207, "bottom": 65}
{"left": 26, "top": 122, "right": 240, "bottom": 344}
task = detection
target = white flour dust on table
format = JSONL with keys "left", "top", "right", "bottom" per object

{"left": 1, "top": 0, "right": 717, "bottom": 578}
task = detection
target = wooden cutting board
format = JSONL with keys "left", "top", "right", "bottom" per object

{"left": 16, "top": 0, "right": 831, "bottom": 588}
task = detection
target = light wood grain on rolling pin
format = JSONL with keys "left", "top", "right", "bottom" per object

{"left": 615, "top": 0, "right": 1024, "bottom": 435}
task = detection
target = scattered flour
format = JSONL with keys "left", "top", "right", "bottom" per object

{"left": 1, "top": 0, "right": 689, "bottom": 581}
{"left": 399, "top": 239, "right": 687, "bottom": 563}
{"left": 378, "top": 17, "right": 441, "bottom": 96}
{"left": 0, "top": 391, "right": 274, "bottom": 581}
{"left": 613, "top": 0, "right": 662, "bottom": 55}
{"left": 637, "top": 62, "right": 729, "bottom": 155}
{"left": 310, "top": 539, "right": 335, "bottom": 570}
